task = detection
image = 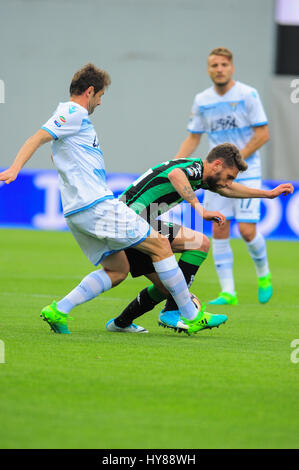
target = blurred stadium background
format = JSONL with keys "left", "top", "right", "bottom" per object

{"left": 0, "top": 0, "right": 298, "bottom": 240}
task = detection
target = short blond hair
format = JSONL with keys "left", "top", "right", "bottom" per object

{"left": 209, "top": 47, "right": 233, "bottom": 62}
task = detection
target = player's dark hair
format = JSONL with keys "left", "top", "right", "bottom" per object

{"left": 69, "top": 63, "right": 111, "bottom": 96}
{"left": 206, "top": 143, "right": 248, "bottom": 172}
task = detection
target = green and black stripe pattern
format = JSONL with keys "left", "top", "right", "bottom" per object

{"left": 120, "top": 158, "right": 209, "bottom": 222}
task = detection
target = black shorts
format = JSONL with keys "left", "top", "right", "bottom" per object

{"left": 125, "top": 221, "right": 181, "bottom": 278}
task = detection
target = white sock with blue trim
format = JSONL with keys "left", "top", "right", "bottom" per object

{"left": 212, "top": 238, "right": 235, "bottom": 295}
{"left": 153, "top": 255, "right": 197, "bottom": 320}
{"left": 56, "top": 269, "right": 112, "bottom": 313}
{"left": 246, "top": 232, "right": 269, "bottom": 278}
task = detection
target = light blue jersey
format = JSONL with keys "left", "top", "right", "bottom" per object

{"left": 187, "top": 81, "right": 268, "bottom": 180}
{"left": 42, "top": 102, "right": 114, "bottom": 216}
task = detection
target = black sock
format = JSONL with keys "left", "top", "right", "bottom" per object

{"left": 163, "top": 260, "right": 200, "bottom": 312}
{"left": 114, "top": 287, "right": 163, "bottom": 328}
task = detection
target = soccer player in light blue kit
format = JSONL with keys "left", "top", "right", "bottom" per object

{"left": 176, "top": 48, "right": 272, "bottom": 305}
{"left": 0, "top": 63, "right": 227, "bottom": 334}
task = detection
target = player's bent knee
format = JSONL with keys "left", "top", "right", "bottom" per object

{"left": 187, "top": 232, "right": 210, "bottom": 252}
{"left": 239, "top": 224, "right": 256, "bottom": 242}
{"left": 112, "top": 270, "right": 128, "bottom": 286}
{"left": 240, "top": 232, "right": 255, "bottom": 242}
{"left": 199, "top": 234, "right": 210, "bottom": 252}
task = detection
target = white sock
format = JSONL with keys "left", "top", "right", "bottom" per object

{"left": 153, "top": 255, "right": 197, "bottom": 320}
{"left": 212, "top": 238, "right": 235, "bottom": 295}
{"left": 246, "top": 232, "right": 269, "bottom": 278}
{"left": 57, "top": 269, "right": 112, "bottom": 313}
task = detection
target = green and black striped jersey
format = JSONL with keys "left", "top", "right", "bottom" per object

{"left": 119, "top": 158, "right": 210, "bottom": 222}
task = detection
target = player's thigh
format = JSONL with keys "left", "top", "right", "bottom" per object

{"left": 135, "top": 229, "right": 173, "bottom": 261}
{"left": 171, "top": 226, "right": 209, "bottom": 252}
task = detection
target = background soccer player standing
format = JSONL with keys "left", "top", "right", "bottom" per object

{"left": 176, "top": 47, "right": 271, "bottom": 305}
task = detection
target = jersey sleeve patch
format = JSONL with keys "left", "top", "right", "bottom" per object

{"left": 184, "top": 162, "right": 203, "bottom": 180}
{"left": 42, "top": 106, "right": 85, "bottom": 140}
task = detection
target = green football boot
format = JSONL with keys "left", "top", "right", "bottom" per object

{"left": 258, "top": 273, "right": 272, "bottom": 304}
{"left": 208, "top": 292, "right": 238, "bottom": 305}
{"left": 181, "top": 303, "right": 228, "bottom": 335}
{"left": 40, "top": 301, "right": 72, "bottom": 334}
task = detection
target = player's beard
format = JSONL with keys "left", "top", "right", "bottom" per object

{"left": 87, "top": 96, "right": 97, "bottom": 115}
{"left": 205, "top": 173, "right": 223, "bottom": 191}
{"left": 213, "top": 78, "right": 231, "bottom": 88}
{"left": 87, "top": 102, "right": 96, "bottom": 115}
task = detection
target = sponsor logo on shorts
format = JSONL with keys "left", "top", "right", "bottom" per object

{"left": 54, "top": 120, "right": 61, "bottom": 127}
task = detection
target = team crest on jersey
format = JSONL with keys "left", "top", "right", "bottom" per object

{"left": 54, "top": 120, "right": 61, "bottom": 127}
{"left": 230, "top": 102, "right": 238, "bottom": 109}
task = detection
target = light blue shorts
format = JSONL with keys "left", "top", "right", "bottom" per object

{"left": 66, "top": 198, "right": 150, "bottom": 265}
{"left": 204, "top": 179, "right": 262, "bottom": 223}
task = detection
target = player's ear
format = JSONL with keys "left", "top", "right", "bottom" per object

{"left": 86, "top": 86, "right": 95, "bottom": 97}
{"left": 212, "top": 159, "right": 223, "bottom": 172}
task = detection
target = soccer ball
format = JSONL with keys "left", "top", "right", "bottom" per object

{"left": 190, "top": 292, "right": 202, "bottom": 311}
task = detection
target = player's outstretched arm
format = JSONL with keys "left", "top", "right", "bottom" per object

{"left": 168, "top": 167, "right": 225, "bottom": 225}
{"left": 0, "top": 129, "right": 53, "bottom": 184}
{"left": 217, "top": 182, "right": 294, "bottom": 199}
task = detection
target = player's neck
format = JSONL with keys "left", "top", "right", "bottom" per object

{"left": 213, "top": 79, "right": 235, "bottom": 96}
{"left": 70, "top": 95, "right": 88, "bottom": 111}
{"left": 202, "top": 161, "right": 209, "bottom": 182}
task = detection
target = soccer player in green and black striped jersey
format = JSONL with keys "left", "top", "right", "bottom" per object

{"left": 111, "top": 154, "right": 226, "bottom": 331}
{"left": 120, "top": 157, "right": 208, "bottom": 220}
{"left": 106, "top": 142, "right": 294, "bottom": 333}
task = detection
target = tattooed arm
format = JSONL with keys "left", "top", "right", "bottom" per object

{"left": 168, "top": 168, "right": 225, "bottom": 224}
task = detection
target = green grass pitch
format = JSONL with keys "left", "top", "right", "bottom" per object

{"left": 0, "top": 228, "right": 299, "bottom": 449}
